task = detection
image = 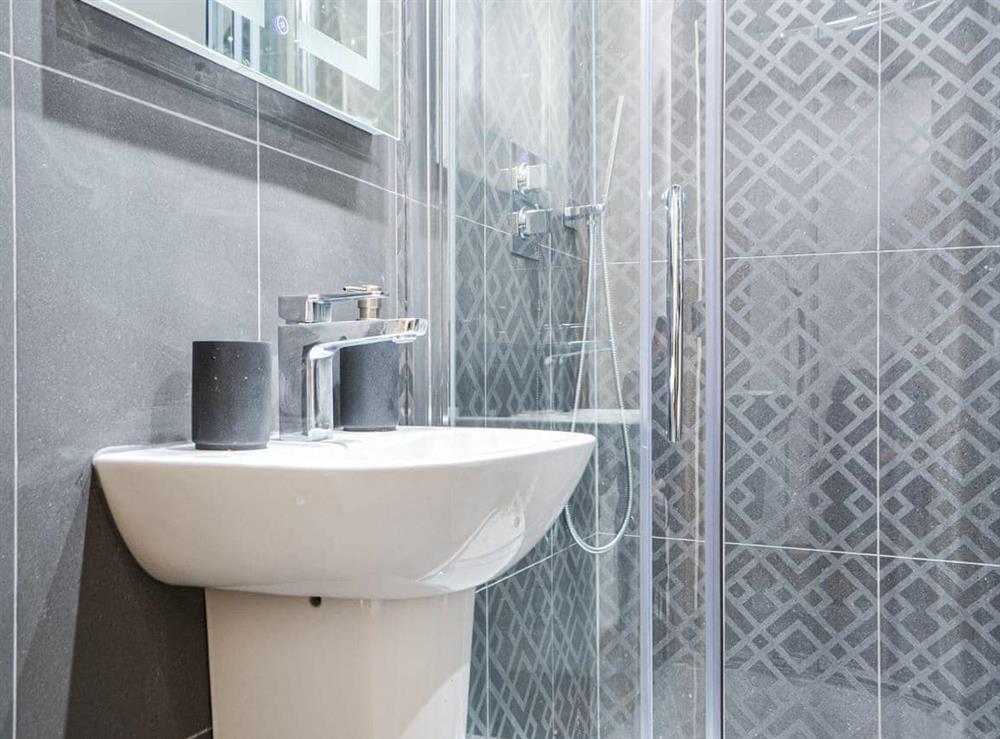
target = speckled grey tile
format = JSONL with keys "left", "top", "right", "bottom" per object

{"left": 881, "top": 556, "right": 1000, "bottom": 739}
{"left": 880, "top": 247, "right": 1000, "bottom": 564}
{"left": 880, "top": 0, "right": 1000, "bottom": 252}
{"left": 724, "top": 545, "right": 878, "bottom": 739}
{"left": 725, "top": 254, "right": 878, "bottom": 554}
{"left": 724, "top": 0, "right": 879, "bottom": 257}
{"left": 13, "top": 0, "right": 257, "bottom": 138}
{"left": 14, "top": 63, "right": 255, "bottom": 738}
{"left": 0, "top": 55, "right": 12, "bottom": 739}
{"left": 258, "top": 85, "right": 396, "bottom": 192}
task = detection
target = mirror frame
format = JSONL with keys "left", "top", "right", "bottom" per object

{"left": 80, "top": 0, "right": 402, "bottom": 139}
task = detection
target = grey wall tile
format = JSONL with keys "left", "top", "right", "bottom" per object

{"left": 880, "top": 0, "right": 1000, "bottom": 252}
{"left": 880, "top": 247, "right": 1000, "bottom": 564}
{"left": 724, "top": 0, "right": 879, "bottom": 258}
{"left": 0, "top": 55, "right": 12, "bottom": 739}
{"left": 258, "top": 145, "right": 397, "bottom": 423}
{"left": 488, "top": 556, "right": 554, "bottom": 739}
{"left": 14, "top": 62, "right": 256, "bottom": 738}
{"left": 395, "top": 194, "right": 431, "bottom": 424}
{"left": 880, "top": 556, "right": 1000, "bottom": 739}
{"left": 0, "top": 0, "right": 8, "bottom": 54}
{"left": 258, "top": 85, "right": 396, "bottom": 191}
{"left": 724, "top": 545, "right": 878, "bottom": 739}
{"left": 454, "top": 218, "right": 486, "bottom": 423}
{"left": 13, "top": 0, "right": 257, "bottom": 138}
{"left": 725, "top": 253, "right": 878, "bottom": 553}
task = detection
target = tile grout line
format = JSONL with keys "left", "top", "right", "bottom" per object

{"left": 8, "top": 0, "right": 17, "bottom": 732}
{"left": 11, "top": 55, "right": 406, "bottom": 200}
{"left": 875, "top": 3, "right": 883, "bottom": 736}
{"left": 255, "top": 85, "right": 261, "bottom": 342}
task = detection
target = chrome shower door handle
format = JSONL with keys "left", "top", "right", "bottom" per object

{"left": 665, "top": 184, "right": 684, "bottom": 442}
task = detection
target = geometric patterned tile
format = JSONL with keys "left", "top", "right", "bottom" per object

{"left": 598, "top": 535, "right": 640, "bottom": 739}
{"left": 455, "top": 218, "right": 486, "bottom": 424}
{"left": 725, "top": 254, "right": 878, "bottom": 553}
{"left": 486, "top": 227, "right": 545, "bottom": 420}
{"left": 880, "top": 556, "right": 1000, "bottom": 739}
{"left": 552, "top": 545, "right": 598, "bottom": 739}
{"left": 880, "top": 0, "right": 1000, "bottom": 252}
{"left": 724, "top": 545, "right": 879, "bottom": 739}
{"left": 880, "top": 247, "right": 1000, "bottom": 565}
{"left": 468, "top": 589, "right": 490, "bottom": 738}
{"left": 488, "top": 558, "right": 554, "bottom": 739}
{"left": 653, "top": 540, "right": 705, "bottom": 739}
{"left": 724, "top": 0, "right": 879, "bottom": 257}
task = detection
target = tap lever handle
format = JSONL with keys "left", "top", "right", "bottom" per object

{"left": 279, "top": 288, "right": 388, "bottom": 324}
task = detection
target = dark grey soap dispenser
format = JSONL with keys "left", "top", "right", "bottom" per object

{"left": 339, "top": 284, "right": 399, "bottom": 431}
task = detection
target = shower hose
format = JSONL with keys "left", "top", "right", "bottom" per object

{"left": 564, "top": 213, "right": 634, "bottom": 555}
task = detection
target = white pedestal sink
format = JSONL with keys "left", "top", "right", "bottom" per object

{"left": 94, "top": 426, "right": 594, "bottom": 739}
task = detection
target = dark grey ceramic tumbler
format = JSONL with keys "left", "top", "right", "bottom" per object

{"left": 191, "top": 341, "right": 272, "bottom": 450}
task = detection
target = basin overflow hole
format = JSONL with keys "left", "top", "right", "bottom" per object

{"left": 309, "top": 596, "right": 323, "bottom": 608}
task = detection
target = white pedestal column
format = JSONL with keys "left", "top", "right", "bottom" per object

{"left": 205, "top": 588, "right": 475, "bottom": 739}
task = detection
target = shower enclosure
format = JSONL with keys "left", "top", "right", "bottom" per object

{"left": 440, "top": 0, "right": 1000, "bottom": 737}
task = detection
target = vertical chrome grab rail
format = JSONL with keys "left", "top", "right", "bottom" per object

{"left": 664, "top": 184, "right": 684, "bottom": 442}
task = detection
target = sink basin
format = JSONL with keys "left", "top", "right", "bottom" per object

{"left": 94, "top": 426, "right": 594, "bottom": 739}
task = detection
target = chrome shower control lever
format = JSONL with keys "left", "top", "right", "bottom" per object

{"left": 513, "top": 207, "right": 550, "bottom": 238}
{"left": 512, "top": 162, "right": 548, "bottom": 194}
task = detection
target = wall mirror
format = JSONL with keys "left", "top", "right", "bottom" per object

{"left": 81, "top": 0, "right": 401, "bottom": 138}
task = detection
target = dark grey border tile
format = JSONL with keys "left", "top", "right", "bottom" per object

{"left": 258, "top": 84, "right": 396, "bottom": 192}
{"left": 13, "top": 0, "right": 257, "bottom": 138}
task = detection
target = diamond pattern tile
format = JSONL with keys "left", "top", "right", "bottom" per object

{"left": 455, "top": 218, "right": 486, "bottom": 424}
{"left": 488, "top": 558, "right": 554, "bottom": 739}
{"left": 552, "top": 545, "right": 598, "bottom": 739}
{"left": 598, "top": 535, "right": 640, "bottom": 739}
{"left": 724, "top": 0, "right": 879, "bottom": 257}
{"left": 468, "top": 588, "right": 489, "bottom": 738}
{"left": 725, "top": 254, "right": 878, "bottom": 553}
{"left": 880, "top": 0, "right": 1000, "bottom": 251}
{"left": 880, "top": 247, "right": 1000, "bottom": 564}
{"left": 880, "top": 556, "right": 1000, "bottom": 739}
{"left": 724, "top": 545, "right": 878, "bottom": 739}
